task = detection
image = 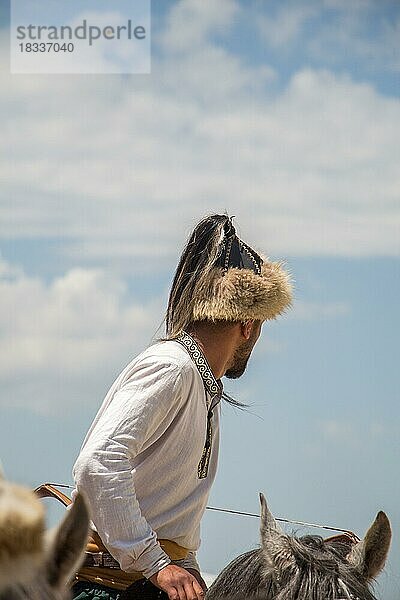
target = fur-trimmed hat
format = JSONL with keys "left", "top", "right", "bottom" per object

{"left": 166, "top": 215, "right": 292, "bottom": 337}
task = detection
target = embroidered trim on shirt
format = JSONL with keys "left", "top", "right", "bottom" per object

{"left": 175, "top": 332, "right": 221, "bottom": 403}
{"left": 175, "top": 331, "right": 221, "bottom": 479}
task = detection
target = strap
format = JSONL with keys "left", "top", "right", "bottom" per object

{"left": 34, "top": 483, "right": 72, "bottom": 506}
{"left": 34, "top": 483, "right": 106, "bottom": 550}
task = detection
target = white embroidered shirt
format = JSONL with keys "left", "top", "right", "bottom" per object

{"left": 73, "top": 336, "right": 220, "bottom": 579}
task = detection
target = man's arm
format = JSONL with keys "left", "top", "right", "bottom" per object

{"left": 73, "top": 359, "right": 203, "bottom": 599}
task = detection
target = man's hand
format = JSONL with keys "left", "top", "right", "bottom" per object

{"left": 149, "top": 564, "right": 205, "bottom": 600}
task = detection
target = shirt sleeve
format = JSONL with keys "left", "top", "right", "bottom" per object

{"left": 73, "top": 358, "right": 185, "bottom": 578}
{"left": 173, "top": 551, "right": 200, "bottom": 573}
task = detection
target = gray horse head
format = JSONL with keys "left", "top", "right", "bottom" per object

{"left": 207, "top": 493, "right": 391, "bottom": 600}
{"left": 0, "top": 477, "right": 89, "bottom": 599}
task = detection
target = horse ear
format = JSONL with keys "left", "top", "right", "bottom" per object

{"left": 44, "top": 492, "right": 90, "bottom": 590}
{"left": 347, "top": 511, "right": 391, "bottom": 580}
{"left": 259, "top": 492, "right": 282, "bottom": 544}
{"left": 0, "top": 481, "right": 45, "bottom": 590}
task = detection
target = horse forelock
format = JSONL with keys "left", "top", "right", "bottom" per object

{"left": 207, "top": 533, "right": 378, "bottom": 600}
{"left": 261, "top": 534, "right": 377, "bottom": 600}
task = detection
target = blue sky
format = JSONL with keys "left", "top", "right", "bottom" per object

{"left": 0, "top": 1, "right": 399, "bottom": 598}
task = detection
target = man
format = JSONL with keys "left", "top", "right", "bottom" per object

{"left": 72, "top": 214, "right": 292, "bottom": 600}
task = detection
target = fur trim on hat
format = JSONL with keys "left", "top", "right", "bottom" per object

{"left": 192, "top": 259, "right": 292, "bottom": 322}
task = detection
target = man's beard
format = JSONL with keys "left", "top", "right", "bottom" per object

{"left": 225, "top": 341, "right": 253, "bottom": 379}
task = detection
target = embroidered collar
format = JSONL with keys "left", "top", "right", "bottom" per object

{"left": 175, "top": 331, "right": 222, "bottom": 407}
{"left": 175, "top": 331, "right": 221, "bottom": 479}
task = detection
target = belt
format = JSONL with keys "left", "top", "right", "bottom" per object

{"left": 76, "top": 539, "right": 190, "bottom": 591}
{"left": 84, "top": 551, "right": 120, "bottom": 569}
{"left": 83, "top": 538, "right": 188, "bottom": 569}
{"left": 34, "top": 484, "right": 190, "bottom": 592}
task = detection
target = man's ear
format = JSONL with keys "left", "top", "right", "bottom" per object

{"left": 241, "top": 320, "right": 254, "bottom": 340}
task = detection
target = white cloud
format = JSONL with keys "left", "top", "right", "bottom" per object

{"left": 307, "top": 16, "right": 400, "bottom": 75}
{"left": 322, "top": 0, "right": 375, "bottom": 9}
{"left": 319, "top": 419, "right": 355, "bottom": 442}
{"left": 317, "top": 419, "right": 387, "bottom": 445}
{"left": 0, "top": 257, "right": 162, "bottom": 414}
{"left": 160, "top": 0, "right": 239, "bottom": 53}
{"left": 291, "top": 300, "right": 350, "bottom": 320}
{"left": 0, "top": 1, "right": 399, "bottom": 269}
{"left": 258, "top": 1, "right": 400, "bottom": 74}
{"left": 258, "top": 3, "right": 318, "bottom": 48}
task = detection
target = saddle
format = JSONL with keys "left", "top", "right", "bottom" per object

{"left": 34, "top": 483, "right": 189, "bottom": 591}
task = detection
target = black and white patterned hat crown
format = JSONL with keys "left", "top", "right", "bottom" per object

{"left": 215, "top": 218, "right": 263, "bottom": 275}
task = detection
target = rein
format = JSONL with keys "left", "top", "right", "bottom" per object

{"left": 206, "top": 506, "right": 360, "bottom": 541}
{"left": 42, "top": 483, "right": 360, "bottom": 543}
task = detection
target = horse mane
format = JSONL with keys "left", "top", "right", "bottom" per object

{"left": 207, "top": 494, "right": 391, "bottom": 600}
{"left": 208, "top": 537, "right": 378, "bottom": 600}
{"left": 267, "top": 535, "right": 377, "bottom": 600}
